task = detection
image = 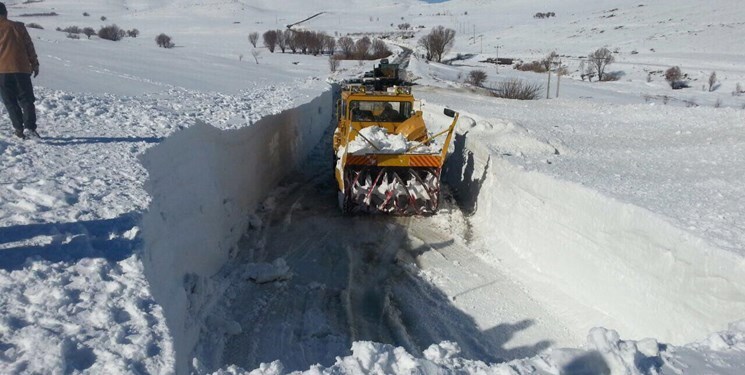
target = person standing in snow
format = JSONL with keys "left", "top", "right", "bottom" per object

{"left": 0, "top": 2, "right": 40, "bottom": 140}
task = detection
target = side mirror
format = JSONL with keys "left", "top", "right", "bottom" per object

{"left": 443, "top": 108, "right": 456, "bottom": 118}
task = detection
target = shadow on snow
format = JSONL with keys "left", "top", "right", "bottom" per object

{"left": 41, "top": 136, "right": 163, "bottom": 146}
{"left": 0, "top": 213, "right": 140, "bottom": 271}
{"left": 214, "top": 129, "right": 555, "bottom": 372}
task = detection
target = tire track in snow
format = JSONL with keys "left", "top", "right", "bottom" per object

{"left": 201, "top": 123, "right": 578, "bottom": 372}
{"left": 342, "top": 226, "right": 417, "bottom": 353}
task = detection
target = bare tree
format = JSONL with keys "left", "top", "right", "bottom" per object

{"left": 277, "top": 29, "right": 287, "bottom": 53}
{"left": 155, "top": 33, "right": 174, "bottom": 48}
{"left": 665, "top": 66, "right": 682, "bottom": 82}
{"left": 323, "top": 35, "right": 336, "bottom": 55}
{"left": 82, "top": 27, "right": 95, "bottom": 39}
{"left": 467, "top": 70, "right": 488, "bottom": 86}
{"left": 263, "top": 30, "right": 278, "bottom": 52}
{"left": 296, "top": 31, "right": 310, "bottom": 54}
{"left": 542, "top": 51, "right": 559, "bottom": 71}
{"left": 708, "top": 71, "right": 717, "bottom": 92}
{"left": 61, "top": 26, "right": 83, "bottom": 34}
{"left": 492, "top": 78, "right": 543, "bottom": 100}
{"left": 309, "top": 31, "right": 326, "bottom": 55}
{"left": 418, "top": 26, "right": 456, "bottom": 62}
{"left": 588, "top": 47, "right": 615, "bottom": 81}
{"left": 329, "top": 54, "right": 341, "bottom": 72}
{"left": 248, "top": 32, "right": 259, "bottom": 47}
{"left": 338, "top": 36, "right": 354, "bottom": 58}
{"left": 665, "top": 66, "right": 683, "bottom": 88}
{"left": 251, "top": 49, "right": 261, "bottom": 64}
{"left": 304, "top": 31, "right": 316, "bottom": 55}
{"left": 285, "top": 30, "right": 297, "bottom": 53}
{"left": 355, "top": 36, "right": 372, "bottom": 59}
{"left": 98, "top": 24, "right": 124, "bottom": 41}
{"left": 371, "top": 38, "right": 390, "bottom": 59}
{"left": 127, "top": 28, "right": 139, "bottom": 38}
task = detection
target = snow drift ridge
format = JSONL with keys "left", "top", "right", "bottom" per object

{"left": 448, "top": 130, "right": 745, "bottom": 345}
{"left": 139, "top": 90, "right": 333, "bottom": 374}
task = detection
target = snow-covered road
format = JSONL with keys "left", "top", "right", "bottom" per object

{"left": 198, "top": 132, "right": 578, "bottom": 372}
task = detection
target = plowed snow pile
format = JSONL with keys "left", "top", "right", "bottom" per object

{"left": 343, "top": 126, "right": 442, "bottom": 155}
{"left": 212, "top": 323, "right": 745, "bottom": 375}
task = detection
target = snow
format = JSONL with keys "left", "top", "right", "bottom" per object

{"left": 207, "top": 322, "right": 745, "bottom": 374}
{"left": 344, "top": 126, "right": 442, "bottom": 155}
{"left": 348, "top": 126, "right": 412, "bottom": 154}
{"left": 1, "top": 0, "right": 745, "bottom": 374}
{"left": 423, "top": 95, "right": 745, "bottom": 346}
{"left": 0, "top": 256, "right": 173, "bottom": 374}
{"left": 140, "top": 91, "right": 332, "bottom": 373}
{"left": 414, "top": 87, "right": 745, "bottom": 256}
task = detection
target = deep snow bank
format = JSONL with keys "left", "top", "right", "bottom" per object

{"left": 442, "top": 109, "right": 745, "bottom": 346}
{"left": 140, "top": 89, "right": 333, "bottom": 374}
{"left": 212, "top": 321, "right": 745, "bottom": 374}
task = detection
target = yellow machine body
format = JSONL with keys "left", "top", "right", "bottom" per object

{"left": 333, "top": 83, "right": 458, "bottom": 214}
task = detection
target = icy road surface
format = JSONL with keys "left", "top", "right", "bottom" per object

{"left": 197, "top": 134, "right": 578, "bottom": 372}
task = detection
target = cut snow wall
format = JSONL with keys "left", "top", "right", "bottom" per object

{"left": 447, "top": 134, "right": 745, "bottom": 345}
{"left": 139, "top": 90, "right": 332, "bottom": 374}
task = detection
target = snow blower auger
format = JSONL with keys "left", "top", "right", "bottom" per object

{"left": 333, "top": 72, "right": 458, "bottom": 215}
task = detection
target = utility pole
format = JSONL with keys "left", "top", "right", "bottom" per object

{"left": 495, "top": 45, "right": 501, "bottom": 74}
{"left": 480, "top": 35, "right": 483, "bottom": 53}
{"left": 556, "top": 60, "right": 562, "bottom": 98}
{"left": 473, "top": 25, "right": 475, "bottom": 44}
{"left": 547, "top": 70, "right": 551, "bottom": 99}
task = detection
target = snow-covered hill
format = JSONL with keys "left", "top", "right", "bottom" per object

{"left": 1, "top": 0, "right": 744, "bottom": 374}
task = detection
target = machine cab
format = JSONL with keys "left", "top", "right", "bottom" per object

{"left": 334, "top": 85, "right": 425, "bottom": 152}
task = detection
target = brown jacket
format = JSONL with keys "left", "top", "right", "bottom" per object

{"left": 0, "top": 17, "right": 39, "bottom": 74}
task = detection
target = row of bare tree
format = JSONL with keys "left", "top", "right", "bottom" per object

{"left": 246, "top": 24, "right": 456, "bottom": 62}
{"left": 249, "top": 30, "right": 391, "bottom": 59}
{"left": 336, "top": 36, "right": 390, "bottom": 60}
{"left": 246, "top": 25, "right": 455, "bottom": 63}
{"left": 251, "top": 29, "right": 333, "bottom": 54}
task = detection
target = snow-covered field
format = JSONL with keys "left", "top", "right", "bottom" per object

{"left": 1, "top": 0, "right": 744, "bottom": 374}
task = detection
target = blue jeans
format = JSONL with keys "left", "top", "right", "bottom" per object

{"left": 0, "top": 73, "right": 37, "bottom": 132}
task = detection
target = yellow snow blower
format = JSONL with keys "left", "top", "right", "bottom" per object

{"left": 333, "top": 61, "right": 458, "bottom": 215}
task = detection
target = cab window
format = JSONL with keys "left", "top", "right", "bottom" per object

{"left": 349, "top": 101, "right": 412, "bottom": 122}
